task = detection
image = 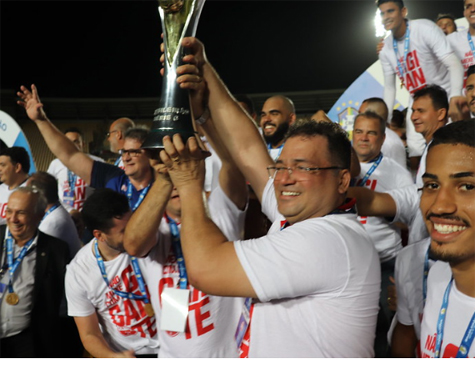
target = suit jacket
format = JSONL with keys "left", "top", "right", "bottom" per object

{"left": 0, "top": 225, "right": 70, "bottom": 357}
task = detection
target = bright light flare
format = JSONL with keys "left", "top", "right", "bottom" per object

{"left": 374, "top": 9, "right": 389, "bottom": 38}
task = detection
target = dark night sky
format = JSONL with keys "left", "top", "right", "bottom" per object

{"left": 0, "top": 0, "right": 464, "bottom": 99}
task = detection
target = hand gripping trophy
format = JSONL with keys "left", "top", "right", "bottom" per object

{"left": 142, "top": 0, "right": 206, "bottom": 149}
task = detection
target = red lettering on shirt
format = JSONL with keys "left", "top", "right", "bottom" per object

{"left": 159, "top": 252, "right": 215, "bottom": 340}
{"left": 106, "top": 263, "right": 157, "bottom": 339}
{"left": 397, "top": 50, "right": 427, "bottom": 95}
{"left": 0, "top": 203, "right": 7, "bottom": 218}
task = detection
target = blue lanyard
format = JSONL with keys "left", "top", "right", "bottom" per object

{"left": 126, "top": 180, "right": 151, "bottom": 212}
{"left": 6, "top": 231, "right": 36, "bottom": 292}
{"left": 393, "top": 21, "right": 410, "bottom": 88}
{"left": 166, "top": 215, "right": 188, "bottom": 289}
{"left": 358, "top": 153, "right": 383, "bottom": 187}
{"left": 114, "top": 157, "right": 121, "bottom": 167}
{"left": 267, "top": 143, "right": 284, "bottom": 161}
{"left": 468, "top": 31, "right": 475, "bottom": 60}
{"left": 41, "top": 203, "right": 61, "bottom": 223}
{"left": 93, "top": 239, "right": 149, "bottom": 302}
{"left": 435, "top": 278, "right": 475, "bottom": 358}
{"left": 68, "top": 170, "right": 78, "bottom": 194}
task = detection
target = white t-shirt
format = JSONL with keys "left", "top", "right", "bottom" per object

{"left": 387, "top": 184, "right": 428, "bottom": 246}
{"left": 356, "top": 155, "right": 414, "bottom": 262}
{"left": 142, "top": 184, "right": 247, "bottom": 358}
{"left": 65, "top": 242, "right": 159, "bottom": 355}
{"left": 392, "top": 238, "right": 433, "bottom": 342}
{"left": 448, "top": 30, "right": 475, "bottom": 77}
{"left": 233, "top": 179, "right": 381, "bottom": 358}
{"left": 420, "top": 261, "right": 475, "bottom": 358}
{"left": 203, "top": 139, "right": 222, "bottom": 193}
{"left": 0, "top": 181, "right": 28, "bottom": 225}
{"left": 380, "top": 19, "right": 455, "bottom": 158}
{"left": 382, "top": 128, "right": 408, "bottom": 170}
{"left": 47, "top": 155, "right": 104, "bottom": 212}
{"left": 39, "top": 204, "right": 82, "bottom": 259}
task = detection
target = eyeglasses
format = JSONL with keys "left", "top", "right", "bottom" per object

{"left": 267, "top": 165, "right": 343, "bottom": 180}
{"left": 119, "top": 149, "right": 144, "bottom": 158}
{"left": 106, "top": 130, "right": 119, "bottom": 138}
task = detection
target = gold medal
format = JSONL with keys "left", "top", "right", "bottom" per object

{"left": 6, "top": 292, "right": 19, "bottom": 306}
{"left": 400, "top": 80, "right": 404, "bottom": 89}
{"left": 144, "top": 303, "right": 155, "bottom": 317}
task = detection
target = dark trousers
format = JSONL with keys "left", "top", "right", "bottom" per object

{"left": 1, "top": 327, "right": 36, "bottom": 358}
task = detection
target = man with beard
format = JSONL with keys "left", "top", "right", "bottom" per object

{"left": 259, "top": 95, "right": 296, "bottom": 161}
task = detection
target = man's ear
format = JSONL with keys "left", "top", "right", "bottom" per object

{"left": 338, "top": 169, "right": 351, "bottom": 195}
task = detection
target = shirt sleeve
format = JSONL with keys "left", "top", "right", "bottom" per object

{"left": 90, "top": 160, "right": 125, "bottom": 189}
{"left": 65, "top": 263, "right": 96, "bottom": 317}
{"left": 234, "top": 219, "right": 349, "bottom": 302}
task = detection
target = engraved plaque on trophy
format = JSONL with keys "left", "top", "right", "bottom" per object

{"left": 142, "top": 0, "right": 206, "bottom": 149}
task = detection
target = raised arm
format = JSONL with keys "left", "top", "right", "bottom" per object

{"left": 160, "top": 134, "right": 256, "bottom": 298}
{"left": 123, "top": 161, "right": 173, "bottom": 257}
{"left": 179, "top": 38, "right": 273, "bottom": 203}
{"left": 17, "top": 85, "right": 94, "bottom": 184}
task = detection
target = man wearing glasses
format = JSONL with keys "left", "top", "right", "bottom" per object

{"left": 16, "top": 85, "right": 153, "bottom": 211}
{"left": 156, "top": 37, "right": 381, "bottom": 357}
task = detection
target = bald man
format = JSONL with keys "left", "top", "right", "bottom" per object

{"left": 359, "top": 98, "right": 408, "bottom": 170}
{"left": 107, "top": 118, "right": 135, "bottom": 168}
{"left": 259, "top": 95, "right": 296, "bottom": 161}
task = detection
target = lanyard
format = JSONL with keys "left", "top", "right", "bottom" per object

{"left": 68, "top": 170, "right": 78, "bottom": 194}
{"left": 393, "top": 21, "right": 410, "bottom": 88}
{"left": 267, "top": 143, "right": 284, "bottom": 161}
{"left": 93, "top": 239, "right": 149, "bottom": 302}
{"left": 435, "top": 278, "right": 475, "bottom": 358}
{"left": 165, "top": 215, "right": 188, "bottom": 289}
{"left": 6, "top": 231, "right": 36, "bottom": 292}
{"left": 126, "top": 180, "right": 151, "bottom": 212}
{"left": 358, "top": 153, "right": 383, "bottom": 187}
{"left": 468, "top": 31, "right": 475, "bottom": 60}
{"left": 422, "top": 245, "right": 431, "bottom": 307}
{"left": 41, "top": 203, "right": 61, "bottom": 222}
{"left": 114, "top": 157, "right": 121, "bottom": 167}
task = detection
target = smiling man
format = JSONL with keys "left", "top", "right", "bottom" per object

{"left": 377, "top": 0, "right": 464, "bottom": 163}
{"left": 158, "top": 37, "right": 381, "bottom": 358}
{"left": 419, "top": 120, "right": 475, "bottom": 358}
{"left": 0, "top": 147, "right": 30, "bottom": 225}
{"left": 17, "top": 85, "right": 153, "bottom": 211}
{"left": 259, "top": 95, "right": 296, "bottom": 161}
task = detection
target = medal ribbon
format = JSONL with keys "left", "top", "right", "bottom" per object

{"left": 357, "top": 153, "right": 383, "bottom": 187}
{"left": 41, "top": 202, "right": 61, "bottom": 223}
{"left": 468, "top": 31, "right": 475, "bottom": 60}
{"left": 67, "top": 170, "right": 77, "bottom": 197}
{"left": 434, "top": 278, "right": 475, "bottom": 358}
{"left": 93, "top": 239, "right": 148, "bottom": 301}
{"left": 6, "top": 230, "right": 36, "bottom": 294}
{"left": 393, "top": 21, "right": 410, "bottom": 88}
{"left": 114, "top": 156, "right": 121, "bottom": 167}
{"left": 126, "top": 180, "right": 151, "bottom": 212}
{"left": 422, "top": 245, "right": 431, "bottom": 307}
{"left": 165, "top": 215, "right": 188, "bottom": 289}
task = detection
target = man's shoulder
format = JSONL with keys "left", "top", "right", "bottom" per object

{"left": 410, "top": 18, "right": 438, "bottom": 30}
{"left": 447, "top": 30, "right": 466, "bottom": 43}
{"left": 38, "top": 231, "right": 70, "bottom": 253}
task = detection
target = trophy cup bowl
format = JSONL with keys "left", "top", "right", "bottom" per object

{"left": 142, "top": 0, "right": 206, "bottom": 150}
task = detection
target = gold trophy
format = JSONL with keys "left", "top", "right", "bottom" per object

{"left": 142, "top": 0, "right": 206, "bottom": 149}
